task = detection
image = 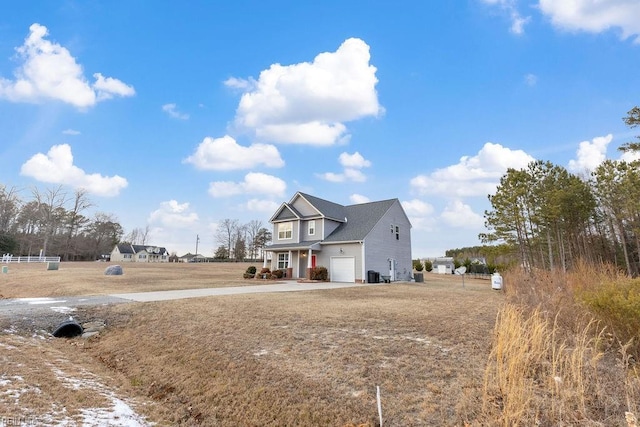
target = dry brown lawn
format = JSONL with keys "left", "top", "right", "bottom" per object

{"left": 0, "top": 262, "right": 503, "bottom": 426}
{"left": 0, "top": 261, "right": 257, "bottom": 298}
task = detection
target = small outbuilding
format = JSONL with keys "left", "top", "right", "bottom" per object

{"left": 432, "top": 257, "right": 455, "bottom": 274}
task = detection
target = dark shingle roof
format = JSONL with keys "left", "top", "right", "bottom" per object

{"left": 266, "top": 240, "right": 322, "bottom": 251}
{"left": 297, "top": 193, "right": 346, "bottom": 221}
{"left": 117, "top": 243, "right": 134, "bottom": 254}
{"left": 323, "top": 199, "right": 397, "bottom": 242}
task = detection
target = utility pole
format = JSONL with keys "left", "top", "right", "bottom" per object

{"left": 195, "top": 234, "right": 200, "bottom": 262}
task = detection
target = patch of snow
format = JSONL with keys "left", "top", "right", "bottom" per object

{"left": 81, "top": 397, "right": 150, "bottom": 426}
{"left": 51, "top": 365, "right": 151, "bottom": 425}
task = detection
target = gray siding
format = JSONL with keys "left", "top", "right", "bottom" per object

{"left": 301, "top": 219, "right": 323, "bottom": 241}
{"left": 323, "top": 219, "right": 342, "bottom": 239}
{"left": 292, "top": 197, "right": 319, "bottom": 217}
{"left": 316, "top": 242, "right": 363, "bottom": 282}
{"left": 273, "top": 220, "right": 300, "bottom": 244}
{"left": 363, "top": 200, "right": 413, "bottom": 281}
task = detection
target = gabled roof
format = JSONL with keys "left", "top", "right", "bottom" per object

{"left": 270, "top": 202, "right": 302, "bottom": 222}
{"left": 132, "top": 245, "right": 168, "bottom": 254}
{"left": 268, "top": 193, "right": 410, "bottom": 246}
{"left": 296, "top": 192, "right": 346, "bottom": 222}
{"left": 322, "top": 199, "right": 398, "bottom": 243}
{"left": 116, "top": 243, "right": 135, "bottom": 254}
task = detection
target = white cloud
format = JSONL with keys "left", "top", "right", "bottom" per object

{"left": 20, "top": 144, "right": 128, "bottom": 196}
{"left": 0, "top": 24, "right": 135, "bottom": 108}
{"left": 319, "top": 151, "right": 371, "bottom": 182}
{"left": 567, "top": 134, "right": 612, "bottom": 173}
{"left": 93, "top": 72, "right": 135, "bottom": 100}
{"left": 243, "top": 198, "right": 281, "bottom": 213}
{"left": 410, "top": 142, "right": 535, "bottom": 197}
{"left": 539, "top": 0, "right": 640, "bottom": 43}
{"left": 231, "top": 38, "right": 382, "bottom": 145}
{"left": 350, "top": 194, "right": 371, "bottom": 204}
{"left": 148, "top": 200, "right": 199, "bottom": 228}
{"left": 224, "top": 77, "right": 255, "bottom": 90}
{"left": 184, "top": 135, "right": 284, "bottom": 171}
{"left": 144, "top": 201, "right": 215, "bottom": 256}
{"left": 621, "top": 150, "right": 640, "bottom": 163}
{"left": 440, "top": 200, "right": 485, "bottom": 229}
{"left": 62, "top": 129, "right": 80, "bottom": 135}
{"left": 402, "top": 199, "right": 436, "bottom": 231}
{"left": 510, "top": 13, "right": 531, "bottom": 35}
{"left": 162, "top": 103, "right": 189, "bottom": 120}
{"left": 402, "top": 199, "right": 435, "bottom": 216}
{"left": 339, "top": 151, "right": 372, "bottom": 168}
{"left": 319, "top": 172, "right": 345, "bottom": 183}
{"left": 480, "top": 0, "right": 530, "bottom": 34}
{"left": 208, "top": 172, "right": 286, "bottom": 198}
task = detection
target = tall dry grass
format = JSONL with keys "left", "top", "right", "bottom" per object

{"left": 482, "top": 261, "right": 640, "bottom": 426}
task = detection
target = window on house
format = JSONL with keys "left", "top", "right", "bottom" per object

{"left": 278, "top": 222, "right": 292, "bottom": 240}
{"left": 124, "top": 254, "right": 132, "bottom": 259}
{"left": 395, "top": 226, "right": 400, "bottom": 240}
{"left": 391, "top": 224, "right": 394, "bottom": 233}
{"left": 308, "top": 220, "right": 315, "bottom": 236}
{"left": 278, "top": 253, "right": 289, "bottom": 269}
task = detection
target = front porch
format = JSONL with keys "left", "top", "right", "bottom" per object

{"left": 263, "top": 242, "right": 321, "bottom": 279}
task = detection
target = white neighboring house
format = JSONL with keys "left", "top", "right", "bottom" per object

{"left": 110, "top": 244, "right": 169, "bottom": 263}
{"left": 264, "top": 192, "right": 412, "bottom": 283}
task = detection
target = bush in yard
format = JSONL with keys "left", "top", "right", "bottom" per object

{"left": 243, "top": 265, "right": 257, "bottom": 279}
{"left": 413, "top": 259, "right": 424, "bottom": 271}
{"left": 257, "top": 267, "right": 270, "bottom": 279}
{"left": 273, "top": 269, "right": 284, "bottom": 279}
{"left": 424, "top": 260, "right": 433, "bottom": 272}
{"left": 310, "top": 266, "right": 328, "bottom": 281}
{"left": 579, "top": 278, "right": 640, "bottom": 359}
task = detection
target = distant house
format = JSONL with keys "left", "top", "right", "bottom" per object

{"left": 110, "top": 244, "right": 169, "bottom": 263}
{"left": 264, "top": 192, "right": 412, "bottom": 283}
{"left": 178, "top": 253, "right": 207, "bottom": 263}
{"left": 432, "top": 257, "right": 455, "bottom": 274}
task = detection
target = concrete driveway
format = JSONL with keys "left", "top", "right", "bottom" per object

{"left": 1, "top": 280, "right": 390, "bottom": 317}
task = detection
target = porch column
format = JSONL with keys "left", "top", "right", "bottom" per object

{"left": 287, "top": 250, "right": 293, "bottom": 279}
{"left": 306, "top": 248, "right": 313, "bottom": 280}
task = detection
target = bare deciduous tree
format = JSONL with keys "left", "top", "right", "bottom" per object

{"left": 32, "top": 185, "right": 67, "bottom": 256}
{"left": 215, "top": 219, "right": 239, "bottom": 260}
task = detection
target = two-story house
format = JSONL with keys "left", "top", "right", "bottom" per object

{"left": 264, "top": 192, "right": 412, "bottom": 282}
{"left": 110, "top": 244, "right": 170, "bottom": 263}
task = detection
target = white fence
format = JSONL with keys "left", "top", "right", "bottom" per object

{"left": 2, "top": 254, "right": 61, "bottom": 263}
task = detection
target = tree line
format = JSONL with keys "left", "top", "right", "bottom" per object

{"left": 213, "top": 218, "right": 272, "bottom": 261}
{"left": 0, "top": 185, "right": 124, "bottom": 260}
{"left": 481, "top": 106, "right": 640, "bottom": 275}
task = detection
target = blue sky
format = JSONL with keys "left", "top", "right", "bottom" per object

{"left": 1, "top": 1, "right": 639, "bottom": 257}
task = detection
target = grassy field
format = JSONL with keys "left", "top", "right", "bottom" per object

{"left": 0, "top": 261, "right": 257, "bottom": 298}
{"left": 0, "top": 262, "right": 502, "bottom": 426}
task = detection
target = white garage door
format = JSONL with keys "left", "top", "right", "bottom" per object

{"left": 330, "top": 257, "right": 355, "bottom": 283}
